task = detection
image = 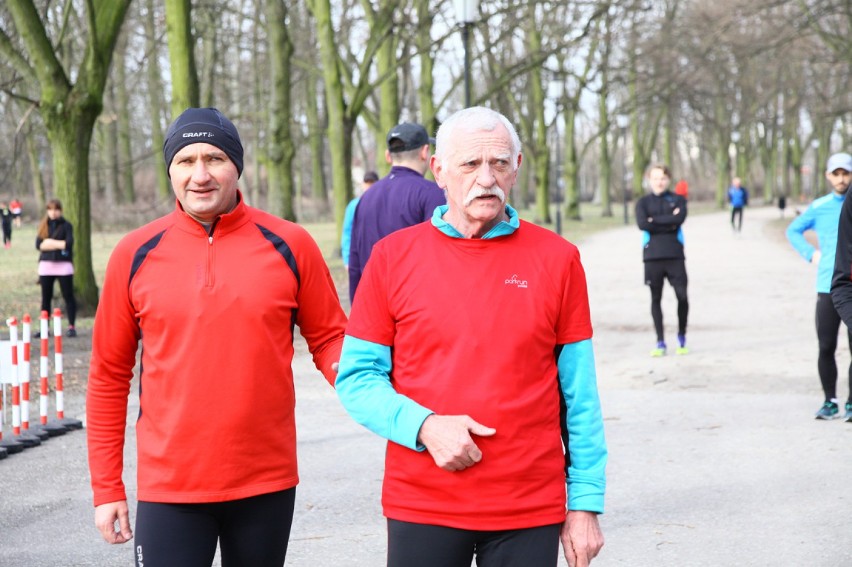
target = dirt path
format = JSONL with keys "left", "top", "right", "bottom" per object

{"left": 1, "top": 205, "right": 849, "bottom": 566}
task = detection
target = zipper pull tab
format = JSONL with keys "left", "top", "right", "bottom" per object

{"left": 208, "top": 236, "right": 213, "bottom": 244}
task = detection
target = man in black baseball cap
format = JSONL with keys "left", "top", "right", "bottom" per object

{"left": 348, "top": 122, "right": 446, "bottom": 302}
{"left": 386, "top": 122, "right": 436, "bottom": 153}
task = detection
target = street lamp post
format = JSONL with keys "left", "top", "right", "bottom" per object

{"left": 616, "top": 114, "right": 630, "bottom": 225}
{"left": 454, "top": 0, "right": 479, "bottom": 107}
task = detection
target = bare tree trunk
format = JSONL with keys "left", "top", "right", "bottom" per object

{"left": 416, "top": 0, "right": 437, "bottom": 136}
{"left": 24, "top": 132, "right": 46, "bottom": 212}
{"left": 114, "top": 30, "right": 135, "bottom": 203}
{"left": 164, "top": 0, "right": 200, "bottom": 117}
{"left": 371, "top": 0, "right": 399, "bottom": 178}
{"left": 308, "top": 0, "right": 352, "bottom": 239}
{"left": 266, "top": 0, "right": 296, "bottom": 221}
{"left": 562, "top": 104, "right": 581, "bottom": 221}
{"left": 598, "top": 90, "right": 612, "bottom": 218}
{"left": 144, "top": 0, "right": 170, "bottom": 198}
{"left": 198, "top": 5, "right": 218, "bottom": 108}
{"left": 104, "top": 88, "right": 120, "bottom": 204}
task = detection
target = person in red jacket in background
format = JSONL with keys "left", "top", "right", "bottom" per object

{"left": 86, "top": 107, "right": 347, "bottom": 567}
{"left": 674, "top": 178, "right": 689, "bottom": 200}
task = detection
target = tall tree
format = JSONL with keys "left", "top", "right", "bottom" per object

{"left": 164, "top": 0, "right": 199, "bottom": 117}
{"left": 1, "top": 0, "right": 132, "bottom": 309}
{"left": 307, "top": 0, "right": 395, "bottom": 239}
{"left": 114, "top": 29, "right": 135, "bottom": 203}
{"left": 266, "top": 0, "right": 296, "bottom": 220}
{"left": 143, "top": 0, "right": 170, "bottom": 198}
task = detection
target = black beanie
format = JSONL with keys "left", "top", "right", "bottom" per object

{"left": 163, "top": 107, "right": 244, "bottom": 177}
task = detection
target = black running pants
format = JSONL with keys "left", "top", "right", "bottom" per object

{"left": 644, "top": 259, "right": 689, "bottom": 343}
{"left": 815, "top": 293, "right": 852, "bottom": 402}
{"left": 39, "top": 274, "right": 76, "bottom": 327}
{"left": 387, "top": 519, "right": 561, "bottom": 567}
{"left": 134, "top": 488, "right": 296, "bottom": 567}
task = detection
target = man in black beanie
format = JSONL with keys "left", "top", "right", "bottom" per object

{"left": 87, "top": 107, "right": 347, "bottom": 566}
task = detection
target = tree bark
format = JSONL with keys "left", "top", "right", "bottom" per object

{"left": 266, "top": 0, "right": 296, "bottom": 221}
{"left": 164, "top": 0, "right": 200, "bottom": 117}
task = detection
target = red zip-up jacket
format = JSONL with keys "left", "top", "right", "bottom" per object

{"left": 87, "top": 195, "right": 346, "bottom": 506}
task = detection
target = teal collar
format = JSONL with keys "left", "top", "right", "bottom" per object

{"left": 431, "top": 204, "right": 519, "bottom": 239}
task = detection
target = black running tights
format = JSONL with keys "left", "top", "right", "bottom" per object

{"left": 134, "top": 488, "right": 296, "bottom": 567}
{"left": 39, "top": 274, "right": 76, "bottom": 326}
{"left": 815, "top": 293, "right": 852, "bottom": 402}
{"left": 387, "top": 519, "right": 561, "bottom": 567}
{"left": 650, "top": 282, "right": 688, "bottom": 343}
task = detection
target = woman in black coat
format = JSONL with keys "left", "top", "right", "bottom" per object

{"left": 36, "top": 199, "right": 77, "bottom": 337}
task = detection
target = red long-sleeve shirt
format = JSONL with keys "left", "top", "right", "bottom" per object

{"left": 87, "top": 196, "right": 346, "bottom": 506}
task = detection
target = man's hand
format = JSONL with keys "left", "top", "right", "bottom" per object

{"left": 561, "top": 510, "right": 604, "bottom": 567}
{"left": 417, "top": 414, "right": 496, "bottom": 471}
{"left": 95, "top": 500, "right": 133, "bottom": 544}
{"left": 811, "top": 250, "right": 822, "bottom": 265}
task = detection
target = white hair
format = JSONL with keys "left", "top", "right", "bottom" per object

{"left": 435, "top": 107, "right": 521, "bottom": 169}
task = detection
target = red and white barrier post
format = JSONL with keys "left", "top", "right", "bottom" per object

{"left": 37, "top": 311, "right": 66, "bottom": 436}
{"left": 51, "top": 308, "right": 82, "bottom": 430}
{"left": 20, "top": 314, "right": 48, "bottom": 441}
{"left": 20, "top": 314, "right": 30, "bottom": 431}
{"left": 5, "top": 318, "right": 37, "bottom": 447}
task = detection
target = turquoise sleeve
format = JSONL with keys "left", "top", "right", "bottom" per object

{"left": 558, "top": 339, "right": 607, "bottom": 513}
{"left": 341, "top": 200, "right": 357, "bottom": 264}
{"left": 335, "top": 335, "right": 434, "bottom": 450}
{"left": 786, "top": 207, "right": 816, "bottom": 261}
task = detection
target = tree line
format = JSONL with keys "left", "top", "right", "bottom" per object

{"left": 0, "top": 0, "right": 849, "bottom": 310}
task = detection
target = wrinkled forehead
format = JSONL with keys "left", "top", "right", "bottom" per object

{"left": 446, "top": 125, "right": 513, "bottom": 161}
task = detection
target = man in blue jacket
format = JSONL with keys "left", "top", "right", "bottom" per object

{"left": 789, "top": 152, "right": 852, "bottom": 420}
{"left": 727, "top": 177, "right": 749, "bottom": 231}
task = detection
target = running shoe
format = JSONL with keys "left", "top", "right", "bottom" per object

{"left": 675, "top": 346, "right": 689, "bottom": 355}
{"left": 845, "top": 402, "right": 852, "bottom": 423}
{"left": 650, "top": 342, "right": 666, "bottom": 357}
{"left": 675, "top": 334, "right": 688, "bottom": 354}
{"left": 815, "top": 401, "right": 839, "bottom": 420}
{"left": 66, "top": 327, "right": 77, "bottom": 338}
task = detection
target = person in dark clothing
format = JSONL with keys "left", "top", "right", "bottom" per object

{"left": 35, "top": 199, "right": 77, "bottom": 337}
{"left": 635, "top": 164, "right": 688, "bottom": 357}
{"left": 347, "top": 122, "right": 446, "bottom": 303}
{"left": 1, "top": 201, "right": 12, "bottom": 248}
{"left": 823, "top": 151, "right": 852, "bottom": 422}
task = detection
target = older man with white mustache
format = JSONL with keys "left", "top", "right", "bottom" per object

{"left": 337, "top": 106, "right": 607, "bottom": 567}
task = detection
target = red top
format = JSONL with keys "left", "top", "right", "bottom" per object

{"left": 87, "top": 195, "right": 346, "bottom": 506}
{"left": 346, "top": 220, "right": 592, "bottom": 529}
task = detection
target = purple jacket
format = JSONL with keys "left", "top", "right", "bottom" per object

{"left": 348, "top": 166, "right": 445, "bottom": 302}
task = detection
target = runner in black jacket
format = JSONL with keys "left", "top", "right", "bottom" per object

{"left": 825, "top": 151, "right": 852, "bottom": 421}
{"left": 635, "top": 164, "right": 688, "bottom": 357}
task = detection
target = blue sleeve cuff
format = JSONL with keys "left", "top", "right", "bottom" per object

{"left": 558, "top": 339, "right": 607, "bottom": 513}
{"left": 336, "top": 335, "right": 433, "bottom": 450}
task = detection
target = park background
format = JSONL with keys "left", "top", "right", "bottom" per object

{"left": 0, "top": 0, "right": 849, "bottom": 316}
{"left": 0, "top": 3, "right": 850, "bottom": 564}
